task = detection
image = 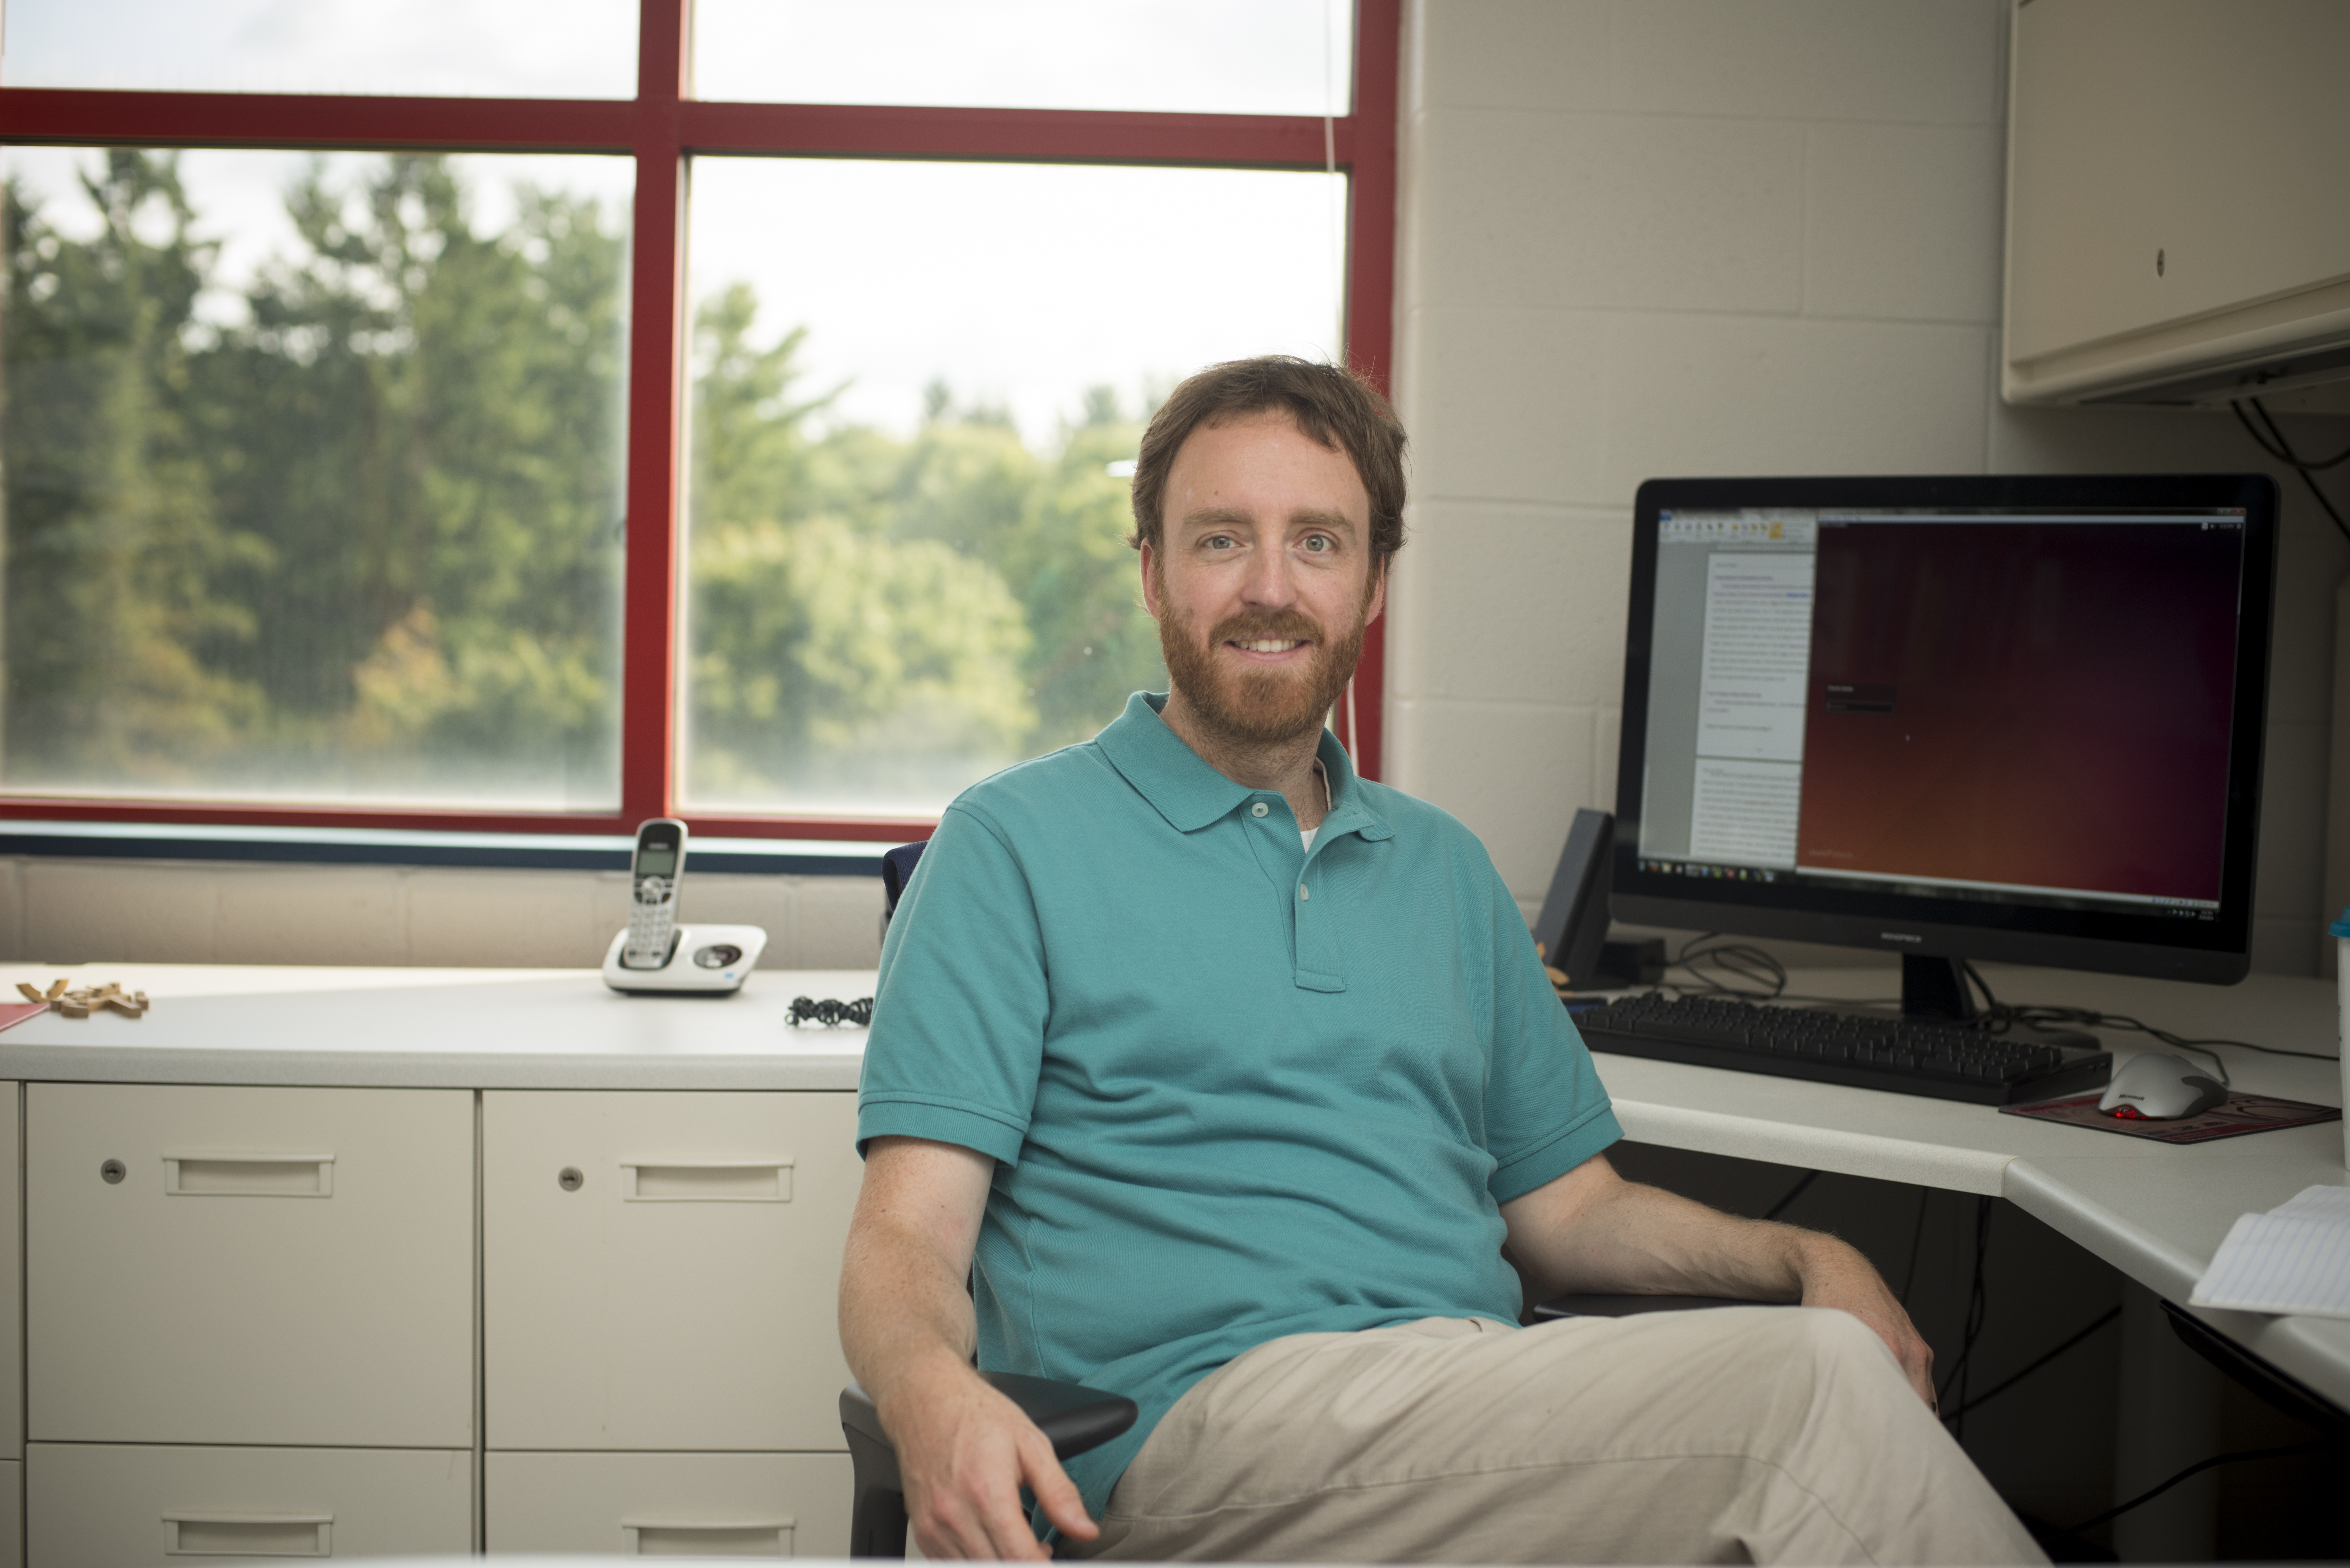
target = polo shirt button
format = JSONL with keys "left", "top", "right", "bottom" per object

{"left": 1250, "top": 802, "right": 1269, "bottom": 818}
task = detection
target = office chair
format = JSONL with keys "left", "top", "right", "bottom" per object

{"left": 845, "top": 841, "right": 1769, "bottom": 1557}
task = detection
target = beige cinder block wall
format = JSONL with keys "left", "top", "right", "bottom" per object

{"left": 1, "top": 857, "right": 883, "bottom": 971}
{"left": 1386, "top": 0, "right": 2350, "bottom": 976}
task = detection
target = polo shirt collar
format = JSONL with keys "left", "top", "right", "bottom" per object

{"left": 1095, "top": 691, "right": 1394, "bottom": 841}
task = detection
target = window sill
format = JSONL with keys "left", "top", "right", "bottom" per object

{"left": 0, "top": 820, "right": 887, "bottom": 876}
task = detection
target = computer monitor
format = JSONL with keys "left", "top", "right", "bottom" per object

{"left": 1609, "top": 474, "right": 2279, "bottom": 1017}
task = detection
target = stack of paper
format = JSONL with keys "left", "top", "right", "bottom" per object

{"left": 2189, "top": 1184, "right": 2350, "bottom": 1319}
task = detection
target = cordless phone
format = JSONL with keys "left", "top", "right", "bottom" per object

{"left": 621, "top": 818, "right": 688, "bottom": 969}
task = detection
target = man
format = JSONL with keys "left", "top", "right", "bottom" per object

{"left": 841, "top": 357, "right": 2041, "bottom": 1564}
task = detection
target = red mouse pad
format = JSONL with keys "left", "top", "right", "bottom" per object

{"left": 2000, "top": 1089, "right": 2341, "bottom": 1143}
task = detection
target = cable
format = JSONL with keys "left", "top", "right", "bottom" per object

{"left": 1935, "top": 1196, "right": 1994, "bottom": 1439}
{"left": 1943, "top": 1305, "right": 2119, "bottom": 1423}
{"left": 2234, "top": 395, "right": 2350, "bottom": 470}
{"left": 1898, "top": 1187, "right": 1930, "bottom": 1308}
{"left": 1959, "top": 963, "right": 2339, "bottom": 1079}
{"left": 1662, "top": 933, "right": 1787, "bottom": 999}
{"left": 1762, "top": 1169, "right": 1819, "bottom": 1222}
{"left": 2058, "top": 1439, "right": 2336, "bottom": 1536}
{"left": 2232, "top": 396, "right": 2350, "bottom": 545}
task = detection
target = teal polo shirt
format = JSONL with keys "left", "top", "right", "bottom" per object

{"left": 857, "top": 692, "right": 1621, "bottom": 1525}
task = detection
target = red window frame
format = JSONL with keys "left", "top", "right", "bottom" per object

{"left": 0, "top": 0, "right": 1398, "bottom": 844}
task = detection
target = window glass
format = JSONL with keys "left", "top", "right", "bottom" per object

{"left": 2, "top": 148, "right": 634, "bottom": 807}
{"left": 2, "top": 0, "right": 637, "bottom": 98}
{"left": 683, "top": 157, "right": 1346, "bottom": 816}
{"left": 693, "top": 0, "right": 1352, "bottom": 116}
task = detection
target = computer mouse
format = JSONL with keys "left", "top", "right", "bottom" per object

{"left": 2098, "top": 1052, "right": 2227, "bottom": 1119}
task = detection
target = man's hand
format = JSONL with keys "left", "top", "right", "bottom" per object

{"left": 1788, "top": 1231, "right": 1937, "bottom": 1406}
{"left": 877, "top": 1358, "right": 1099, "bottom": 1560}
{"left": 841, "top": 1137, "right": 1101, "bottom": 1559}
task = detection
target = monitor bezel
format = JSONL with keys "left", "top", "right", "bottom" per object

{"left": 1610, "top": 473, "right": 2280, "bottom": 985}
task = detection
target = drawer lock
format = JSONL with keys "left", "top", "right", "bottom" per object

{"left": 558, "top": 1166, "right": 586, "bottom": 1192}
{"left": 100, "top": 1158, "right": 126, "bottom": 1184}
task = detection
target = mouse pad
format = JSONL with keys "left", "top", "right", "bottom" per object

{"left": 2000, "top": 1090, "right": 2341, "bottom": 1143}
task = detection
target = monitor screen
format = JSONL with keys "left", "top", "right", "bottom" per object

{"left": 1611, "top": 475, "right": 2278, "bottom": 984}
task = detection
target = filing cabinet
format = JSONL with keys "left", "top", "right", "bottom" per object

{"left": 486, "top": 1451, "right": 852, "bottom": 1557}
{"left": 28, "top": 1441, "right": 469, "bottom": 1564}
{"left": 483, "top": 1090, "right": 860, "bottom": 1451}
{"left": 26, "top": 1084, "right": 473, "bottom": 1448}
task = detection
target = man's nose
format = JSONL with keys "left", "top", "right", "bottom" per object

{"left": 1240, "top": 543, "right": 1300, "bottom": 607}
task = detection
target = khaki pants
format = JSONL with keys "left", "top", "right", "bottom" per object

{"left": 1082, "top": 1309, "right": 2045, "bottom": 1565}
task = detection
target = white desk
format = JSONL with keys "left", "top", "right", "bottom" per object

{"left": 5, "top": 960, "right": 2344, "bottom": 1410}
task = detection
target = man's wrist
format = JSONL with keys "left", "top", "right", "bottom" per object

{"left": 871, "top": 1343, "right": 987, "bottom": 1434}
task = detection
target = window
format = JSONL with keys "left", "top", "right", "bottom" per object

{"left": 1, "top": 0, "right": 1397, "bottom": 842}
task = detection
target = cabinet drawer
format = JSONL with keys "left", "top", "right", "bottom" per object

{"left": 488, "top": 1450, "right": 850, "bottom": 1558}
{"left": 485, "top": 1091, "right": 859, "bottom": 1450}
{"left": 0, "top": 1460, "right": 19, "bottom": 1568}
{"left": 27, "top": 1084, "right": 472, "bottom": 1447}
{"left": 27, "top": 1442, "right": 469, "bottom": 1565}
{"left": 0, "top": 1085, "right": 19, "bottom": 1461}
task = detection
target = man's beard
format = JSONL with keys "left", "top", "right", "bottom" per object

{"left": 1158, "top": 595, "right": 1366, "bottom": 750}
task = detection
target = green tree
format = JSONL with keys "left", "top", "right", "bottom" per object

{"left": 686, "top": 293, "right": 1036, "bottom": 804}
{"left": 2, "top": 152, "right": 267, "bottom": 786}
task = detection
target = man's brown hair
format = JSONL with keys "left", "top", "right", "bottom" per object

{"left": 1127, "top": 356, "right": 1407, "bottom": 566}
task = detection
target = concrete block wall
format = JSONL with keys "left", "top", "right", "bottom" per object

{"left": 1, "top": 857, "right": 883, "bottom": 971}
{"left": 1386, "top": 0, "right": 2350, "bottom": 976}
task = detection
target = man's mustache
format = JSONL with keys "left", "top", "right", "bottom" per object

{"left": 1208, "top": 610, "right": 1321, "bottom": 647}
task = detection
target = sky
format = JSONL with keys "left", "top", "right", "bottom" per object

{"left": 3, "top": 0, "right": 1350, "bottom": 442}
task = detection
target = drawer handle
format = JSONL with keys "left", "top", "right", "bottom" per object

{"left": 620, "top": 1160, "right": 792, "bottom": 1202}
{"left": 164, "top": 1153, "right": 336, "bottom": 1198}
{"left": 623, "top": 1518, "right": 794, "bottom": 1557}
{"left": 163, "top": 1511, "right": 332, "bottom": 1557}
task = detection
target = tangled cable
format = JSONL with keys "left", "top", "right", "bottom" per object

{"left": 785, "top": 995, "right": 874, "bottom": 1028}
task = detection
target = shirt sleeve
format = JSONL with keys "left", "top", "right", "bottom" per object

{"left": 1478, "top": 861, "right": 1621, "bottom": 1202}
{"left": 857, "top": 801, "right": 1051, "bottom": 1167}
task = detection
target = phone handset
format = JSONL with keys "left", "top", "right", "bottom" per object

{"left": 621, "top": 818, "right": 688, "bottom": 970}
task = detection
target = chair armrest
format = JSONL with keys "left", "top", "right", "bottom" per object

{"left": 1534, "top": 1292, "right": 1778, "bottom": 1319}
{"left": 841, "top": 1373, "right": 1138, "bottom": 1462}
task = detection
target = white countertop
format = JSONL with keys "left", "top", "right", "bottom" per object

{"left": 0, "top": 963, "right": 875, "bottom": 1090}
{"left": 5, "top": 958, "right": 2344, "bottom": 1405}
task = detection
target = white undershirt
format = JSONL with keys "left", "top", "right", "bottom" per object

{"left": 1300, "top": 761, "right": 1333, "bottom": 852}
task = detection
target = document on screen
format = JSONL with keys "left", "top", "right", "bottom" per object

{"left": 1688, "top": 553, "right": 1814, "bottom": 865}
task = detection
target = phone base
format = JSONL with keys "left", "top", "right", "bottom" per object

{"left": 601, "top": 924, "right": 769, "bottom": 995}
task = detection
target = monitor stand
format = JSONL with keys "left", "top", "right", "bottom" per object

{"left": 1898, "top": 954, "right": 2100, "bottom": 1049}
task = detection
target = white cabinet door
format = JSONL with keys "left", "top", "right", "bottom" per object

{"left": 488, "top": 1451, "right": 851, "bottom": 1557}
{"left": 0, "top": 1085, "right": 19, "bottom": 1462}
{"left": 27, "top": 1084, "right": 473, "bottom": 1447}
{"left": 484, "top": 1091, "right": 858, "bottom": 1450}
{"left": 27, "top": 1443, "right": 470, "bottom": 1566}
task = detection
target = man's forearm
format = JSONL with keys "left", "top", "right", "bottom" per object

{"left": 839, "top": 1211, "right": 984, "bottom": 1412}
{"left": 1503, "top": 1153, "right": 1939, "bottom": 1403}
{"left": 1515, "top": 1172, "right": 1814, "bottom": 1302}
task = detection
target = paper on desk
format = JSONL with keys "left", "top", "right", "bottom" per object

{"left": 2189, "top": 1184, "right": 2350, "bottom": 1319}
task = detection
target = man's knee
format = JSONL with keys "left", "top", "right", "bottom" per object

{"left": 1730, "top": 1307, "right": 1913, "bottom": 1419}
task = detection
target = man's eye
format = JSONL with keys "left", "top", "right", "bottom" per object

{"left": 1302, "top": 535, "right": 1333, "bottom": 552}
{"left": 1203, "top": 536, "right": 1236, "bottom": 550}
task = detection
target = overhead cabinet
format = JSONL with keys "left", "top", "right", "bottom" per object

{"left": 2003, "top": 0, "right": 2350, "bottom": 406}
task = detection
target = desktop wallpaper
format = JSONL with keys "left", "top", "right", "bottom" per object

{"left": 1795, "top": 521, "right": 2243, "bottom": 902}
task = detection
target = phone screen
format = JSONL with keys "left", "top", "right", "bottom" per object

{"left": 636, "top": 849, "right": 677, "bottom": 876}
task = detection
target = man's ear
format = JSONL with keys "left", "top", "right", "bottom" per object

{"left": 1364, "top": 556, "right": 1389, "bottom": 627}
{"left": 1139, "top": 541, "right": 1163, "bottom": 619}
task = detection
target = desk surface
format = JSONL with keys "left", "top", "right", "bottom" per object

{"left": 4, "top": 958, "right": 2344, "bottom": 1405}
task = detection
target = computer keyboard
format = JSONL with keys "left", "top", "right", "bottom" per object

{"left": 1570, "top": 992, "right": 2112, "bottom": 1105}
